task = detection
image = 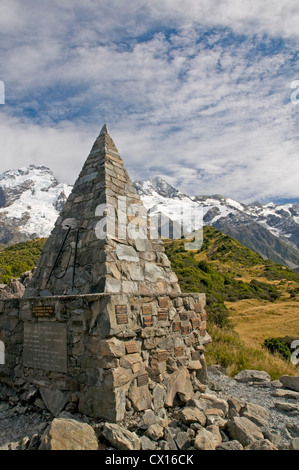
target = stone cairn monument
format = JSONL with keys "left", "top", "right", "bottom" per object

{"left": 0, "top": 125, "right": 211, "bottom": 421}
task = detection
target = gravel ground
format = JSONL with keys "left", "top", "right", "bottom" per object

{"left": 207, "top": 368, "right": 299, "bottom": 447}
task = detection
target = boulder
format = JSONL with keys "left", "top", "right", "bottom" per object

{"left": 145, "top": 424, "right": 164, "bottom": 441}
{"left": 274, "top": 402, "right": 299, "bottom": 413}
{"left": 175, "top": 431, "right": 191, "bottom": 450}
{"left": 175, "top": 406, "right": 206, "bottom": 426}
{"left": 234, "top": 370, "right": 271, "bottom": 383}
{"left": 194, "top": 427, "right": 219, "bottom": 450}
{"left": 102, "top": 423, "right": 140, "bottom": 450}
{"left": 227, "top": 417, "right": 264, "bottom": 447}
{"left": 279, "top": 375, "right": 299, "bottom": 392}
{"left": 164, "top": 367, "right": 193, "bottom": 407}
{"left": 39, "top": 418, "right": 98, "bottom": 450}
{"left": 290, "top": 438, "right": 299, "bottom": 451}
{"left": 240, "top": 402, "right": 269, "bottom": 428}
{"left": 39, "top": 388, "right": 69, "bottom": 417}
{"left": 140, "top": 436, "right": 157, "bottom": 450}
{"left": 216, "top": 440, "right": 243, "bottom": 451}
{"left": 246, "top": 439, "right": 278, "bottom": 450}
{"left": 197, "top": 394, "right": 229, "bottom": 416}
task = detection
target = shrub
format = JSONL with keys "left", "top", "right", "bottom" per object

{"left": 263, "top": 337, "right": 291, "bottom": 361}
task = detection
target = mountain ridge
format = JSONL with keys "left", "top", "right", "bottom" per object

{"left": 134, "top": 177, "right": 299, "bottom": 270}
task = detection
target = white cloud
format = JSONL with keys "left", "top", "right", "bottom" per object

{"left": 0, "top": 1, "right": 298, "bottom": 203}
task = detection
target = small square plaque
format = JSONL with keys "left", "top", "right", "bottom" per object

{"left": 142, "top": 305, "right": 152, "bottom": 315}
{"left": 125, "top": 342, "right": 138, "bottom": 354}
{"left": 172, "top": 321, "right": 181, "bottom": 332}
{"left": 158, "top": 311, "right": 168, "bottom": 321}
{"left": 157, "top": 350, "right": 168, "bottom": 362}
{"left": 116, "top": 314, "right": 129, "bottom": 325}
{"left": 143, "top": 315, "right": 153, "bottom": 327}
{"left": 32, "top": 305, "right": 54, "bottom": 318}
{"left": 116, "top": 305, "right": 127, "bottom": 315}
{"left": 174, "top": 346, "right": 184, "bottom": 357}
{"left": 158, "top": 297, "right": 168, "bottom": 308}
{"left": 181, "top": 325, "right": 190, "bottom": 335}
{"left": 179, "top": 311, "right": 188, "bottom": 321}
{"left": 137, "top": 373, "right": 148, "bottom": 387}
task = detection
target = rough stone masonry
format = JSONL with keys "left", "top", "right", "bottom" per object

{"left": 0, "top": 125, "right": 211, "bottom": 422}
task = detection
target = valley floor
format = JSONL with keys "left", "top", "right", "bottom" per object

{"left": 227, "top": 297, "right": 299, "bottom": 349}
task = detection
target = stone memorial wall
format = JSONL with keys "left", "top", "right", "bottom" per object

{"left": 0, "top": 292, "right": 210, "bottom": 421}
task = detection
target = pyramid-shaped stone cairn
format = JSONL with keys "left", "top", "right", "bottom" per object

{"left": 0, "top": 126, "right": 211, "bottom": 422}
{"left": 24, "top": 124, "right": 181, "bottom": 298}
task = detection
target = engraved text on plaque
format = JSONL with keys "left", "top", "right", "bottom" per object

{"left": 23, "top": 323, "right": 67, "bottom": 373}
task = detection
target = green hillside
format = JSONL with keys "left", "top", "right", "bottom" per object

{"left": 165, "top": 226, "right": 299, "bottom": 327}
{"left": 165, "top": 226, "right": 299, "bottom": 378}
{"left": 0, "top": 238, "right": 47, "bottom": 284}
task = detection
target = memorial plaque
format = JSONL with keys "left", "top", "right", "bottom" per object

{"left": 192, "top": 318, "right": 201, "bottom": 329}
{"left": 137, "top": 373, "right": 148, "bottom": 387}
{"left": 179, "top": 311, "right": 188, "bottom": 321}
{"left": 32, "top": 305, "right": 54, "bottom": 318}
{"left": 174, "top": 346, "right": 184, "bottom": 357}
{"left": 116, "top": 314, "right": 128, "bottom": 325}
{"left": 181, "top": 325, "right": 190, "bottom": 335}
{"left": 158, "top": 311, "right": 168, "bottom": 322}
{"left": 158, "top": 297, "right": 168, "bottom": 308}
{"left": 172, "top": 321, "right": 181, "bottom": 332}
{"left": 116, "top": 305, "right": 127, "bottom": 314}
{"left": 157, "top": 350, "right": 168, "bottom": 362}
{"left": 143, "top": 315, "right": 153, "bottom": 327}
{"left": 194, "top": 303, "right": 202, "bottom": 313}
{"left": 142, "top": 305, "right": 152, "bottom": 315}
{"left": 23, "top": 322, "right": 67, "bottom": 373}
{"left": 125, "top": 342, "right": 138, "bottom": 354}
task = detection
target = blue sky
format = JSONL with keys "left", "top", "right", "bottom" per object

{"left": 0, "top": 0, "right": 298, "bottom": 203}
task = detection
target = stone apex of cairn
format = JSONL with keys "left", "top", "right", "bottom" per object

{"left": 99, "top": 124, "right": 109, "bottom": 136}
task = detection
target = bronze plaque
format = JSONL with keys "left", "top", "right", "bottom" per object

{"left": 179, "top": 311, "right": 188, "bottom": 321}
{"left": 192, "top": 318, "right": 201, "bottom": 329}
{"left": 23, "top": 322, "right": 67, "bottom": 373}
{"left": 158, "top": 311, "right": 168, "bottom": 321}
{"left": 125, "top": 342, "right": 138, "bottom": 354}
{"left": 137, "top": 373, "right": 148, "bottom": 387}
{"left": 174, "top": 346, "right": 184, "bottom": 357}
{"left": 143, "top": 315, "right": 153, "bottom": 327}
{"left": 172, "top": 321, "right": 181, "bottom": 332}
{"left": 157, "top": 350, "right": 168, "bottom": 362}
{"left": 32, "top": 305, "right": 54, "bottom": 318}
{"left": 158, "top": 297, "right": 168, "bottom": 308}
{"left": 200, "top": 329, "right": 206, "bottom": 336}
{"left": 116, "top": 314, "right": 128, "bottom": 325}
{"left": 116, "top": 305, "right": 127, "bottom": 315}
{"left": 181, "top": 325, "right": 190, "bottom": 335}
{"left": 142, "top": 305, "right": 152, "bottom": 315}
{"left": 194, "top": 303, "right": 202, "bottom": 313}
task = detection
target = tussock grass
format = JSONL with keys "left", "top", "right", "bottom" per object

{"left": 205, "top": 324, "right": 297, "bottom": 380}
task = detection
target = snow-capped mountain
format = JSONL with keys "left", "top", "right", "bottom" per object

{"left": 0, "top": 166, "right": 298, "bottom": 270}
{"left": 0, "top": 165, "right": 72, "bottom": 245}
{"left": 134, "top": 177, "right": 299, "bottom": 269}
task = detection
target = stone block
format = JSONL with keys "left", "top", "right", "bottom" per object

{"left": 39, "top": 418, "right": 99, "bottom": 450}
